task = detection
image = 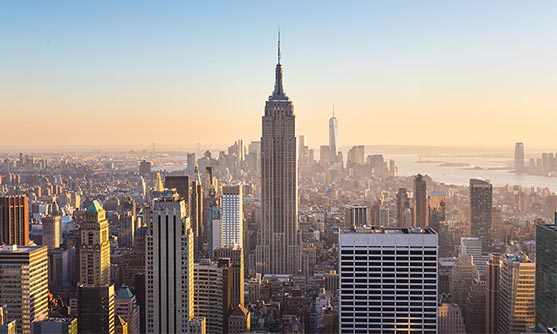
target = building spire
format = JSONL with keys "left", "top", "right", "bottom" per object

{"left": 278, "top": 28, "right": 281, "bottom": 65}
{"left": 270, "top": 29, "right": 287, "bottom": 100}
{"left": 332, "top": 104, "right": 335, "bottom": 118}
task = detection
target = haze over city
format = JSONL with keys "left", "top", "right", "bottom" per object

{"left": 1, "top": 1, "right": 556, "bottom": 149}
{"left": 1, "top": 2, "right": 557, "bottom": 334}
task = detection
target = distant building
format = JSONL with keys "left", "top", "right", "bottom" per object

{"left": 514, "top": 142, "right": 524, "bottom": 173}
{"left": 343, "top": 205, "right": 368, "bottom": 228}
{"left": 139, "top": 160, "right": 152, "bottom": 175}
{"left": 164, "top": 175, "right": 190, "bottom": 203}
{"left": 339, "top": 227, "right": 438, "bottom": 333}
{"left": 396, "top": 188, "right": 414, "bottom": 227}
{"left": 0, "top": 245, "right": 48, "bottom": 334}
{"left": 41, "top": 216, "right": 60, "bottom": 250}
{"left": 449, "top": 255, "right": 478, "bottom": 307}
{"left": 535, "top": 218, "right": 557, "bottom": 332}
{"left": 0, "top": 195, "right": 29, "bottom": 246}
{"left": 329, "top": 110, "right": 338, "bottom": 160}
{"left": 414, "top": 174, "right": 428, "bottom": 227}
{"left": 470, "top": 179, "right": 492, "bottom": 250}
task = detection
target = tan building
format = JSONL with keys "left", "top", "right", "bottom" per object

{"left": 228, "top": 304, "right": 250, "bottom": 334}
{"left": 0, "top": 245, "right": 48, "bottom": 334}
{"left": 194, "top": 258, "right": 233, "bottom": 334}
{"left": 449, "top": 255, "right": 479, "bottom": 306}
{"left": 214, "top": 246, "right": 244, "bottom": 307}
{"left": 256, "top": 36, "right": 301, "bottom": 275}
{"left": 497, "top": 253, "right": 536, "bottom": 334}
{"left": 438, "top": 303, "right": 467, "bottom": 334}
{"left": 41, "top": 216, "right": 60, "bottom": 250}
{"left": 0, "top": 195, "right": 29, "bottom": 246}
{"left": 79, "top": 200, "right": 111, "bottom": 285}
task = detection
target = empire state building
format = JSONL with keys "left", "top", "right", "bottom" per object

{"left": 256, "top": 34, "right": 300, "bottom": 275}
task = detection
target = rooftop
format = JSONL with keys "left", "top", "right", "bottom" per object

{"left": 86, "top": 200, "right": 104, "bottom": 213}
{"left": 341, "top": 226, "right": 436, "bottom": 235}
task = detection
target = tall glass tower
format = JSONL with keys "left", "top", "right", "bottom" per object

{"left": 329, "top": 108, "right": 338, "bottom": 161}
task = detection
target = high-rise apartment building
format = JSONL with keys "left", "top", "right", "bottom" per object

{"left": 0, "top": 195, "right": 29, "bottom": 246}
{"left": 485, "top": 253, "right": 500, "bottom": 334}
{"left": 343, "top": 205, "right": 369, "bottom": 228}
{"left": 449, "top": 255, "right": 479, "bottom": 307}
{"left": 414, "top": 174, "right": 428, "bottom": 227}
{"left": 214, "top": 246, "right": 245, "bottom": 307}
{"left": 498, "top": 254, "right": 536, "bottom": 334}
{"left": 329, "top": 109, "right": 338, "bottom": 160}
{"left": 470, "top": 179, "right": 493, "bottom": 250}
{"left": 535, "top": 218, "right": 557, "bottom": 332}
{"left": 339, "top": 227, "right": 438, "bottom": 333}
{"left": 0, "top": 245, "right": 48, "bottom": 334}
{"left": 194, "top": 258, "right": 233, "bottom": 334}
{"left": 191, "top": 177, "right": 203, "bottom": 254}
{"left": 79, "top": 200, "right": 111, "bottom": 285}
{"left": 514, "top": 142, "right": 525, "bottom": 173}
{"left": 145, "top": 189, "right": 195, "bottom": 333}
{"left": 396, "top": 188, "right": 414, "bottom": 227}
{"left": 221, "top": 185, "right": 243, "bottom": 248}
{"left": 165, "top": 175, "right": 190, "bottom": 204}
{"left": 256, "top": 34, "right": 300, "bottom": 275}
{"left": 41, "top": 216, "right": 60, "bottom": 250}
{"left": 78, "top": 284, "right": 115, "bottom": 334}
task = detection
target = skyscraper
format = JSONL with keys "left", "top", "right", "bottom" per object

{"left": 329, "top": 107, "right": 338, "bottom": 161}
{"left": 414, "top": 174, "right": 428, "bottom": 227}
{"left": 194, "top": 258, "right": 233, "bottom": 334}
{"left": 256, "top": 33, "right": 300, "bottom": 275}
{"left": 514, "top": 142, "right": 524, "bottom": 173}
{"left": 396, "top": 188, "right": 414, "bottom": 227}
{"left": 221, "top": 185, "right": 243, "bottom": 248}
{"left": 470, "top": 179, "right": 493, "bottom": 250}
{"left": 79, "top": 200, "right": 111, "bottom": 285}
{"left": 535, "top": 218, "right": 557, "bottom": 331}
{"left": 0, "top": 195, "right": 29, "bottom": 246}
{"left": 498, "top": 254, "right": 536, "bottom": 333}
{"left": 338, "top": 227, "right": 438, "bottom": 333}
{"left": 485, "top": 253, "right": 500, "bottom": 334}
{"left": 0, "top": 245, "right": 48, "bottom": 334}
{"left": 145, "top": 189, "right": 195, "bottom": 333}
{"left": 115, "top": 286, "right": 140, "bottom": 334}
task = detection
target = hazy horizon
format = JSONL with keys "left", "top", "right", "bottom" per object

{"left": 1, "top": 1, "right": 556, "bottom": 148}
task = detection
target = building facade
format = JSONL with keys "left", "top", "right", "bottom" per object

{"left": 256, "top": 35, "right": 300, "bottom": 275}
{"left": 145, "top": 190, "right": 195, "bottom": 333}
{"left": 535, "top": 219, "right": 557, "bottom": 331}
{"left": 79, "top": 200, "right": 111, "bottom": 285}
{"left": 339, "top": 227, "right": 438, "bottom": 333}
{"left": 470, "top": 179, "right": 493, "bottom": 250}
{"left": 221, "top": 185, "right": 243, "bottom": 248}
{"left": 0, "top": 195, "right": 29, "bottom": 246}
{"left": 0, "top": 245, "right": 48, "bottom": 334}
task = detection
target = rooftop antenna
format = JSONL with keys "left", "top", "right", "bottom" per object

{"left": 333, "top": 104, "right": 335, "bottom": 118}
{"left": 277, "top": 27, "right": 281, "bottom": 64}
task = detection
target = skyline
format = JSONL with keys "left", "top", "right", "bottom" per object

{"left": 1, "top": 1, "right": 556, "bottom": 149}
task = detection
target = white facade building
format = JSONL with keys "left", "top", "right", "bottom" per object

{"left": 221, "top": 185, "right": 243, "bottom": 248}
{"left": 145, "top": 189, "right": 195, "bottom": 333}
{"left": 339, "top": 227, "right": 438, "bottom": 333}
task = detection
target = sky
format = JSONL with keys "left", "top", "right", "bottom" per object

{"left": 0, "top": 1, "right": 556, "bottom": 151}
